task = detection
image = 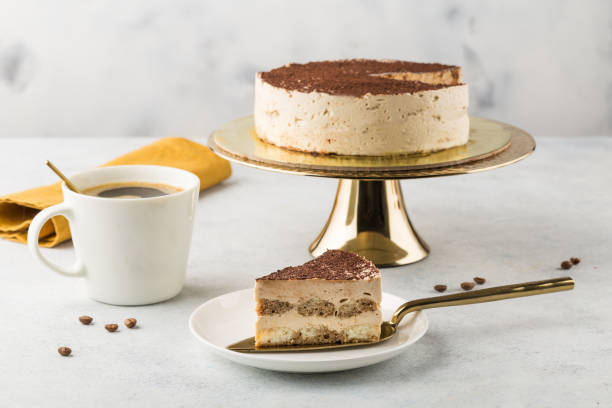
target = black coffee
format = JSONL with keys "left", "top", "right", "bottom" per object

{"left": 83, "top": 182, "right": 182, "bottom": 199}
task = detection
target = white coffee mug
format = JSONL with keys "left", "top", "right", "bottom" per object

{"left": 28, "top": 165, "right": 200, "bottom": 305}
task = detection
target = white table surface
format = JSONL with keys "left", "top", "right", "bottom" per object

{"left": 1, "top": 137, "right": 610, "bottom": 407}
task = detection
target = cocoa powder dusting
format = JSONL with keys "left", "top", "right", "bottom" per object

{"left": 257, "top": 250, "right": 379, "bottom": 281}
{"left": 259, "top": 59, "right": 461, "bottom": 97}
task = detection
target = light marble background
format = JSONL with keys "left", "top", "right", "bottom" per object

{"left": 0, "top": 0, "right": 611, "bottom": 139}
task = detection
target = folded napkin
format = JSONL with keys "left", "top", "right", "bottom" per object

{"left": 0, "top": 137, "right": 231, "bottom": 247}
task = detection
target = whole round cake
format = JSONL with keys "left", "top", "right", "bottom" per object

{"left": 254, "top": 59, "right": 469, "bottom": 156}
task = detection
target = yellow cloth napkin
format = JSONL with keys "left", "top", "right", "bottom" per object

{"left": 0, "top": 137, "right": 231, "bottom": 247}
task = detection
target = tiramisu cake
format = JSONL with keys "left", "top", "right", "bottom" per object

{"left": 254, "top": 250, "right": 382, "bottom": 347}
{"left": 254, "top": 59, "right": 469, "bottom": 155}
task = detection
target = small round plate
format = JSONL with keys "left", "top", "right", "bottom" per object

{"left": 189, "top": 288, "right": 428, "bottom": 373}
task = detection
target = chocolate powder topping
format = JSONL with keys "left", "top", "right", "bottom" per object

{"left": 257, "top": 250, "right": 380, "bottom": 281}
{"left": 259, "top": 59, "right": 461, "bottom": 97}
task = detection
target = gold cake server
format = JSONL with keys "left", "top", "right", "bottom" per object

{"left": 227, "top": 276, "right": 574, "bottom": 353}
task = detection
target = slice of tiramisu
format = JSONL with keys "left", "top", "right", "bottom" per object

{"left": 254, "top": 250, "right": 382, "bottom": 347}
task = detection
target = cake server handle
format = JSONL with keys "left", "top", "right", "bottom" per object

{"left": 389, "top": 277, "right": 574, "bottom": 326}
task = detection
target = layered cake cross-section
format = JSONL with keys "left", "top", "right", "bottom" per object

{"left": 254, "top": 250, "right": 382, "bottom": 347}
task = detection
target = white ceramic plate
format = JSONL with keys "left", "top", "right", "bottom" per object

{"left": 189, "top": 288, "right": 428, "bottom": 373}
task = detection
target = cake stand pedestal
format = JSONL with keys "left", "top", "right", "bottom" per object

{"left": 208, "top": 116, "right": 535, "bottom": 267}
{"left": 309, "top": 179, "right": 429, "bottom": 266}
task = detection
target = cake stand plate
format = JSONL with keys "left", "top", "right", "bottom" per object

{"left": 208, "top": 116, "right": 535, "bottom": 267}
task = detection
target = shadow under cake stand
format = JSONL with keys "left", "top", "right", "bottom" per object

{"left": 208, "top": 116, "right": 535, "bottom": 267}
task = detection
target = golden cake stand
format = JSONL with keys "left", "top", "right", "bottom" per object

{"left": 208, "top": 116, "right": 535, "bottom": 267}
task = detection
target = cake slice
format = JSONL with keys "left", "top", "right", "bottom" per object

{"left": 254, "top": 250, "right": 382, "bottom": 347}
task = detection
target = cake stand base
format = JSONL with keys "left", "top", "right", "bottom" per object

{"left": 309, "top": 179, "right": 429, "bottom": 267}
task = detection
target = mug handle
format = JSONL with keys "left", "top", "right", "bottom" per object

{"left": 27, "top": 202, "right": 85, "bottom": 277}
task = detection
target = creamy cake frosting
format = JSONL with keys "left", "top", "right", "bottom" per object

{"left": 254, "top": 250, "right": 382, "bottom": 347}
{"left": 254, "top": 59, "right": 469, "bottom": 155}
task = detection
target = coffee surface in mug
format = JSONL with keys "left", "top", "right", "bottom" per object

{"left": 83, "top": 182, "right": 183, "bottom": 199}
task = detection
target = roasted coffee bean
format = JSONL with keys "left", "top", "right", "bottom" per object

{"left": 78, "top": 316, "right": 93, "bottom": 325}
{"left": 58, "top": 346, "right": 72, "bottom": 357}
{"left": 124, "top": 318, "right": 137, "bottom": 329}
{"left": 461, "top": 282, "right": 475, "bottom": 291}
{"left": 105, "top": 324, "right": 118, "bottom": 332}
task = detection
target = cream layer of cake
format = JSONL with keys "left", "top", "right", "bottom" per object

{"left": 254, "top": 59, "right": 469, "bottom": 156}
